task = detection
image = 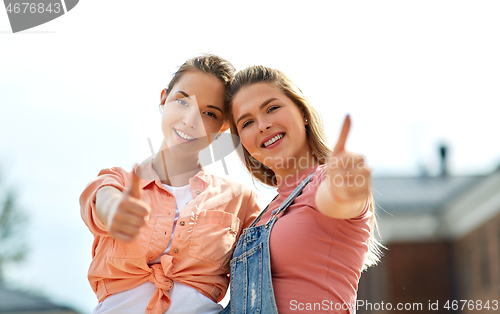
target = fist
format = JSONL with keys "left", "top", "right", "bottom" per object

{"left": 107, "top": 167, "right": 151, "bottom": 242}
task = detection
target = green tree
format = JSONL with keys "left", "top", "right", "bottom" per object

{"left": 0, "top": 170, "right": 28, "bottom": 282}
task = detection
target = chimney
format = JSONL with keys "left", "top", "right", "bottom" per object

{"left": 439, "top": 145, "right": 448, "bottom": 176}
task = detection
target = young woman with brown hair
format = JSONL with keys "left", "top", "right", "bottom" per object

{"left": 80, "top": 55, "right": 261, "bottom": 314}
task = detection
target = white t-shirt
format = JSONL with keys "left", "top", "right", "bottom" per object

{"left": 94, "top": 184, "right": 223, "bottom": 314}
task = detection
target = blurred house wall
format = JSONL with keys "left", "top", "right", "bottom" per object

{"left": 357, "top": 170, "right": 500, "bottom": 314}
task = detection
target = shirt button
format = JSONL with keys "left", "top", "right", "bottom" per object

{"left": 173, "top": 248, "right": 179, "bottom": 253}
{"left": 196, "top": 191, "right": 200, "bottom": 195}
{"left": 180, "top": 221, "right": 185, "bottom": 226}
{"left": 194, "top": 178, "right": 198, "bottom": 182}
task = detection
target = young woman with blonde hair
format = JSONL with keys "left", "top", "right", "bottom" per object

{"left": 222, "top": 66, "right": 383, "bottom": 314}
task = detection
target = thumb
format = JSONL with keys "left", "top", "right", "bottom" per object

{"left": 332, "top": 115, "right": 351, "bottom": 155}
{"left": 128, "top": 164, "right": 142, "bottom": 199}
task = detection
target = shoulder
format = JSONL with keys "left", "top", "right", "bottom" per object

{"left": 81, "top": 167, "right": 130, "bottom": 194}
{"left": 303, "top": 164, "right": 328, "bottom": 191}
{"left": 210, "top": 174, "right": 254, "bottom": 197}
{"left": 98, "top": 166, "right": 129, "bottom": 177}
{"left": 96, "top": 167, "right": 131, "bottom": 185}
{"left": 314, "top": 164, "right": 328, "bottom": 179}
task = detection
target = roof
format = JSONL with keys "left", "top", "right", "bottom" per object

{"left": 372, "top": 175, "right": 486, "bottom": 216}
{"left": 0, "top": 285, "right": 79, "bottom": 313}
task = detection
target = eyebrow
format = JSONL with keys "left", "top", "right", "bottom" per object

{"left": 175, "top": 91, "right": 223, "bottom": 113}
{"left": 207, "top": 105, "right": 223, "bottom": 113}
{"left": 175, "top": 91, "right": 191, "bottom": 99}
{"left": 236, "top": 98, "right": 278, "bottom": 126}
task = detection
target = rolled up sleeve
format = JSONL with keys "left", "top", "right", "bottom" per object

{"left": 79, "top": 167, "right": 128, "bottom": 237}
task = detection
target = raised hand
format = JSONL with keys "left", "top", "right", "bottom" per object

{"left": 104, "top": 167, "right": 151, "bottom": 242}
{"left": 315, "top": 115, "right": 371, "bottom": 218}
{"left": 327, "top": 115, "right": 371, "bottom": 204}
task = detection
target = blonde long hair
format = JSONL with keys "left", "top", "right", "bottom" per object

{"left": 226, "top": 65, "right": 383, "bottom": 271}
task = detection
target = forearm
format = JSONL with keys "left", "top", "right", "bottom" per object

{"left": 96, "top": 186, "right": 123, "bottom": 227}
{"left": 315, "top": 178, "right": 367, "bottom": 219}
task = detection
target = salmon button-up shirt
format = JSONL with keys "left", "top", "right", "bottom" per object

{"left": 80, "top": 159, "right": 260, "bottom": 314}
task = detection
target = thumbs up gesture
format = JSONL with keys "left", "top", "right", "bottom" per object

{"left": 96, "top": 167, "right": 151, "bottom": 242}
{"left": 315, "top": 115, "right": 371, "bottom": 219}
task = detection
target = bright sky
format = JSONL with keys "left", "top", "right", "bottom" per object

{"left": 1, "top": 1, "right": 499, "bottom": 313}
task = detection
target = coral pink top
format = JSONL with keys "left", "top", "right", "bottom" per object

{"left": 256, "top": 164, "right": 372, "bottom": 314}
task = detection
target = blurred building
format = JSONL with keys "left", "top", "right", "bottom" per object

{"left": 0, "top": 284, "right": 80, "bottom": 314}
{"left": 358, "top": 147, "right": 500, "bottom": 314}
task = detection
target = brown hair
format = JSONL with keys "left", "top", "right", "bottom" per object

{"left": 225, "top": 65, "right": 332, "bottom": 186}
{"left": 226, "top": 65, "right": 384, "bottom": 270}
{"left": 161, "top": 54, "right": 236, "bottom": 107}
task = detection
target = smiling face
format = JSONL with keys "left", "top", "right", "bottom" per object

{"left": 232, "top": 83, "right": 313, "bottom": 176}
{"left": 159, "top": 70, "right": 227, "bottom": 157}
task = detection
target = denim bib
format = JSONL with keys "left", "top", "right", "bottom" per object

{"left": 220, "top": 173, "right": 314, "bottom": 314}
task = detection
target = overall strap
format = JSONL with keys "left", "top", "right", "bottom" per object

{"left": 247, "top": 194, "right": 278, "bottom": 229}
{"left": 271, "top": 173, "right": 315, "bottom": 217}
{"left": 264, "top": 172, "right": 315, "bottom": 228}
{"left": 248, "top": 172, "right": 315, "bottom": 229}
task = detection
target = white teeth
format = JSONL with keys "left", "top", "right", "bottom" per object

{"left": 175, "top": 129, "right": 195, "bottom": 140}
{"left": 263, "top": 134, "right": 284, "bottom": 147}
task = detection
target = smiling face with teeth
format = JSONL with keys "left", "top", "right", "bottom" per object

{"left": 159, "top": 70, "right": 228, "bottom": 158}
{"left": 233, "top": 83, "right": 315, "bottom": 178}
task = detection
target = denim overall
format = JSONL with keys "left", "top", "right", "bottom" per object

{"left": 220, "top": 173, "right": 314, "bottom": 314}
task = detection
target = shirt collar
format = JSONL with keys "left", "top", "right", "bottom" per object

{"left": 276, "top": 164, "right": 319, "bottom": 196}
{"left": 189, "top": 169, "right": 211, "bottom": 185}
{"left": 136, "top": 156, "right": 211, "bottom": 189}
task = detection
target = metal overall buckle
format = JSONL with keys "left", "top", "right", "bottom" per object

{"left": 265, "top": 208, "right": 280, "bottom": 228}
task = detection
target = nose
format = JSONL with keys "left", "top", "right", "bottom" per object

{"left": 182, "top": 107, "right": 203, "bottom": 129}
{"left": 258, "top": 118, "right": 272, "bottom": 133}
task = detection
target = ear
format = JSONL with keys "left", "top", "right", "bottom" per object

{"left": 302, "top": 110, "right": 309, "bottom": 125}
{"left": 219, "top": 121, "right": 230, "bottom": 133}
{"left": 160, "top": 89, "right": 167, "bottom": 106}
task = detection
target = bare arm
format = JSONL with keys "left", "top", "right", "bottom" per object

{"left": 315, "top": 180, "right": 367, "bottom": 219}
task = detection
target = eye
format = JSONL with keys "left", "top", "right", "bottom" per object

{"left": 267, "top": 105, "right": 280, "bottom": 113}
{"left": 241, "top": 120, "right": 253, "bottom": 129}
{"left": 203, "top": 111, "right": 218, "bottom": 118}
{"left": 176, "top": 99, "right": 188, "bottom": 106}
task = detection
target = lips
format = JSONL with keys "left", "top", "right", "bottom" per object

{"left": 261, "top": 132, "right": 285, "bottom": 148}
{"left": 174, "top": 129, "right": 196, "bottom": 141}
